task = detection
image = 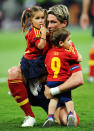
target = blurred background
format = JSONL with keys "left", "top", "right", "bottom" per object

{"left": 0, "top": 0, "right": 92, "bottom": 31}
{"left": 0, "top": 0, "right": 92, "bottom": 80}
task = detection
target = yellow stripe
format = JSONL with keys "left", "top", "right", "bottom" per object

{"left": 36, "top": 30, "right": 38, "bottom": 37}
{"left": 39, "top": 30, "right": 40, "bottom": 36}
{"left": 34, "top": 28, "right": 40, "bottom": 37}
{"left": 15, "top": 96, "right": 21, "bottom": 100}
{"left": 89, "top": 60, "right": 94, "bottom": 66}
{"left": 37, "top": 30, "right": 39, "bottom": 37}
{"left": 25, "top": 50, "right": 30, "bottom": 54}
{"left": 18, "top": 98, "right": 29, "bottom": 106}
{"left": 65, "top": 47, "right": 75, "bottom": 54}
{"left": 10, "top": 80, "right": 22, "bottom": 83}
{"left": 90, "top": 49, "right": 94, "bottom": 54}
{"left": 34, "top": 28, "right": 36, "bottom": 35}
{"left": 37, "top": 30, "right": 40, "bottom": 37}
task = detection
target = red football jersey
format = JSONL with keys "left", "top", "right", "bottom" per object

{"left": 45, "top": 44, "right": 80, "bottom": 82}
{"left": 24, "top": 27, "right": 49, "bottom": 60}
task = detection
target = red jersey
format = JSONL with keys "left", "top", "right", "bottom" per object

{"left": 45, "top": 43, "right": 81, "bottom": 82}
{"left": 24, "top": 27, "right": 49, "bottom": 60}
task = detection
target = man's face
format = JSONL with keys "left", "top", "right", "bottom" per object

{"left": 47, "top": 14, "right": 66, "bottom": 33}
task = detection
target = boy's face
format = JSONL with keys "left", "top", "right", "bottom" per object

{"left": 63, "top": 35, "right": 72, "bottom": 49}
{"left": 32, "top": 11, "right": 45, "bottom": 29}
{"left": 47, "top": 14, "right": 67, "bottom": 33}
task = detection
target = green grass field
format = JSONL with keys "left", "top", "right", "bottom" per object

{"left": 0, "top": 27, "right": 94, "bottom": 131}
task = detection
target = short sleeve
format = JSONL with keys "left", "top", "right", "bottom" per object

{"left": 28, "top": 28, "right": 41, "bottom": 47}
{"left": 64, "top": 42, "right": 78, "bottom": 61}
{"left": 70, "top": 63, "right": 82, "bottom": 73}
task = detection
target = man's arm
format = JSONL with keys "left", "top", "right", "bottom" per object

{"left": 82, "top": 0, "right": 90, "bottom": 14}
{"left": 80, "top": 0, "right": 90, "bottom": 29}
{"left": 44, "top": 71, "right": 84, "bottom": 99}
{"left": 58, "top": 71, "right": 84, "bottom": 92}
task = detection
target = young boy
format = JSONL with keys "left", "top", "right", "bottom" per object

{"left": 43, "top": 28, "right": 82, "bottom": 127}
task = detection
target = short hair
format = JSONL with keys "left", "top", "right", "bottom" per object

{"left": 48, "top": 4, "right": 69, "bottom": 26}
{"left": 50, "top": 28, "right": 70, "bottom": 47}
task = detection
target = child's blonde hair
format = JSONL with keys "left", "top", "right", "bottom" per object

{"left": 21, "top": 6, "right": 47, "bottom": 32}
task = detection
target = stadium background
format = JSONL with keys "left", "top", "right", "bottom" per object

{"left": 0, "top": 0, "right": 94, "bottom": 130}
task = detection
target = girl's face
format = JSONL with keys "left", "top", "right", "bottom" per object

{"left": 32, "top": 11, "right": 45, "bottom": 29}
{"left": 63, "top": 35, "right": 72, "bottom": 49}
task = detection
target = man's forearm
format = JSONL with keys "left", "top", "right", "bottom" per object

{"left": 82, "top": 0, "right": 90, "bottom": 14}
{"left": 58, "top": 71, "right": 84, "bottom": 92}
{"left": 50, "top": 71, "right": 84, "bottom": 95}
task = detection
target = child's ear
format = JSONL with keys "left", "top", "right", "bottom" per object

{"left": 59, "top": 41, "right": 64, "bottom": 47}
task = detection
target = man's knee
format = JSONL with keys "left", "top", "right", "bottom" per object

{"left": 54, "top": 107, "right": 67, "bottom": 125}
{"left": 74, "top": 112, "right": 79, "bottom": 126}
{"left": 59, "top": 108, "right": 67, "bottom": 126}
{"left": 61, "top": 110, "right": 79, "bottom": 126}
{"left": 8, "top": 65, "right": 22, "bottom": 79}
{"left": 56, "top": 107, "right": 79, "bottom": 126}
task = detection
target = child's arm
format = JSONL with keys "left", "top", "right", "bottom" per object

{"left": 71, "top": 42, "right": 82, "bottom": 62}
{"left": 37, "top": 26, "right": 47, "bottom": 49}
{"left": 77, "top": 52, "right": 82, "bottom": 62}
{"left": 65, "top": 43, "right": 82, "bottom": 63}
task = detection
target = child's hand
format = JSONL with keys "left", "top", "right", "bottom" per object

{"left": 77, "top": 52, "right": 82, "bottom": 62}
{"left": 44, "top": 85, "right": 53, "bottom": 99}
{"left": 40, "top": 25, "right": 47, "bottom": 36}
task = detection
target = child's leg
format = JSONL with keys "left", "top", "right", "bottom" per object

{"left": 43, "top": 98, "right": 58, "bottom": 127}
{"left": 48, "top": 98, "right": 58, "bottom": 115}
{"left": 65, "top": 101, "right": 75, "bottom": 126}
{"left": 65, "top": 100, "right": 74, "bottom": 114}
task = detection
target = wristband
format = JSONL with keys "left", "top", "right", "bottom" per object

{"left": 50, "top": 87, "right": 60, "bottom": 95}
{"left": 41, "top": 37, "right": 46, "bottom": 40}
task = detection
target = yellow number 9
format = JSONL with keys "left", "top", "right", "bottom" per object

{"left": 51, "top": 57, "right": 61, "bottom": 78}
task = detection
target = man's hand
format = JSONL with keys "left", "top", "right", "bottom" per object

{"left": 80, "top": 13, "right": 89, "bottom": 29}
{"left": 44, "top": 85, "right": 53, "bottom": 99}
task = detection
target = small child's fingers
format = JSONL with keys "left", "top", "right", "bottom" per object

{"left": 40, "top": 25, "right": 43, "bottom": 28}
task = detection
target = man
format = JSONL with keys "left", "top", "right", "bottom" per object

{"left": 8, "top": 4, "right": 84, "bottom": 127}
{"left": 80, "top": 0, "right": 94, "bottom": 82}
{"left": 43, "top": 5, "right": 83, "bottom": 126}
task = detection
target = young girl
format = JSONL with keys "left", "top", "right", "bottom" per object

{"left": 43, "top": 28, "right": 82, "bottom": 127}
{"left": 8, "top": 6, "right": 49, "bottom": 128}
{"left": 20, "top": 6, "right": 48, "bottom": 96}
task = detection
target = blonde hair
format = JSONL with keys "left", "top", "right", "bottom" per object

{"left": 21, "top": 6, "right": 47, "bottom": 32}
{"left": 48, "top": 4, "right": 69, "bottom": 26}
